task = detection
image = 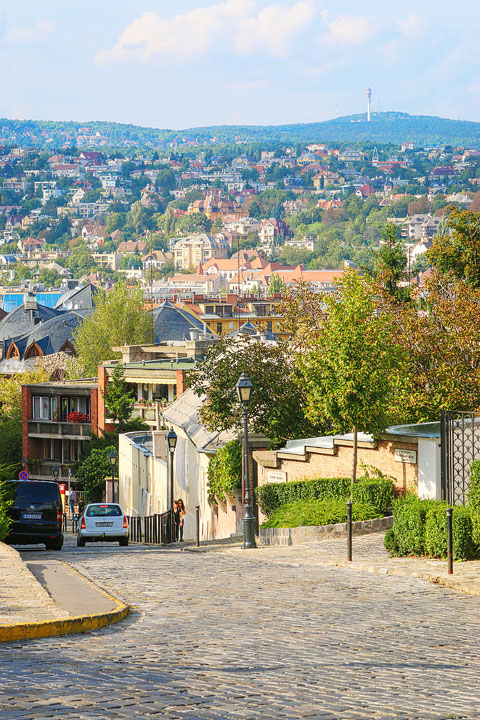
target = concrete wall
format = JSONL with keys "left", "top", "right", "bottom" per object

{"left": 260, "top": 516, "right": 393, "bottom": 546}
{"left": 118, "top": 433, "right": 168, "bottom": 517}
{"left": 417, "top": 437, "right": 441, "bottom": 500}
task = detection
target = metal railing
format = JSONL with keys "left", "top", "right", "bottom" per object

{"left": 127, "top": 511, "right": 174, "bottom": 545}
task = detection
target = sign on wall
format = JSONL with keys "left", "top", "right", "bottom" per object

{"left": 394, "top": 449, "right": 417, "bottom": 464}
{"left": 267, "top": 470, "right": 287, "bottom": 484}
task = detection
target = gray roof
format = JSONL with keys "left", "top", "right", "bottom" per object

{"left": 6, "top": 309, "right": 88, "bottom": 359}
{"left": 163, "top": 388, "right": 233, "bottom": 451}
{"left": 55, "top": 283, "right": 97, "bottom": 311}
{"left": 153, "top": 300, "right": 210, "bottom": 343}
{"left": 0, "top": 302, "right": 61, "bottom": 342}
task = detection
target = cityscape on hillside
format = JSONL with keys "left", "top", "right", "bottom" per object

{"left": 2, "top": 1, "right": 480, "bottom": 718}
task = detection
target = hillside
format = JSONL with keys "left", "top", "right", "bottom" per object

{"left": 0, "top": 111, "right": 479, "bottom": 149}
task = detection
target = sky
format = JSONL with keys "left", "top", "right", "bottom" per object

{"left": 0, "top": 0, "right": 479, "bottom": 129}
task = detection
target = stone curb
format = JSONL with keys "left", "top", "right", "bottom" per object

{"left": 260, "top": 515, "right": 393, "bottom": 546}
{"left": 0, "top": 558, "right": 130, "bottom": 644}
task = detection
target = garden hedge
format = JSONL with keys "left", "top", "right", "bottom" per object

{"left": 256, "top": 476, "right": 394, "bottom": 517}
{"left": 385, "top": 495, "right": 480, "bottom": 561}
{"left": 468, "top": 460, "right": 480, "bottom": 544}
{"left": 262, "top": 497, "right": 381, "bottom": 529}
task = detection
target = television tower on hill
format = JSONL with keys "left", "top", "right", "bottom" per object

{"left": 366, "top": 86, "right": 372, "bottom": 122}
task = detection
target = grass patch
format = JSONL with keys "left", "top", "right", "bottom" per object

{"left": 261, "top": 497, "right": 381, "bottom": 529}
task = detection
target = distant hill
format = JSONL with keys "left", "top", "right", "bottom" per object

{"left": 0, "top": 111, "right": 479, "bottom": 149}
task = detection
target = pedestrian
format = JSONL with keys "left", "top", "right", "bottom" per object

{"left": 177, "top": 499, "right": 186, "bottom": 541}
{"left": 173, "top": 500, "right": 180, "bottom": 541}
{"left": 69, "top": 489, "right": 76, "bottom": 516}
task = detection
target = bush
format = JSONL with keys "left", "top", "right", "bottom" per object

{"left": 262, "top": 497, "right": 381, "bottom": 529}
{"left": 207, "top": 440, "right": 242, "bottom": 504}
{"left": 0, "top": 463, "right": 17, "bottom": 541}
{"left": 468, "top": 460, "right": 480, "bottom": 544}
{"left": 425, "top": 505, "right": 477, "bottom": 560}
{"left": 386, "top": 495, "right": 479, "bottom": 560}
{"left": 257, "top": 475, "right": 394, "bottom": 517}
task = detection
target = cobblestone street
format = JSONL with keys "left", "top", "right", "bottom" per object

{"left": 1, "top": 536, "right": 480, "bottom": 720}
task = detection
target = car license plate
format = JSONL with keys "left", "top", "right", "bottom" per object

{"left": 22, "top": 513, "right": 41, "bottom": 519}
{"left": 95, "top": 522, "right": 113, "bottom": 527}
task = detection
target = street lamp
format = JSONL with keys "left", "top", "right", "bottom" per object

{"left": 166, "top": 428, "right": 177, "bottom": 542}
{"left": 109, "top": 449, "right": 117, "bottom": 503}
{"left": 21, "top": 457, "right": 26, "bottom": 469}
{"left": 236, "top": 372, "right": 256, "bottom": 549}
{"left": 53, "top": 465, "right": 59, "bottom": 481}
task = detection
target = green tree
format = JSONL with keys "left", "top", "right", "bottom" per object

{"left": 188, "top": 335, "right": 323, "bottom": 448}
{"left": 103, "top": 365, "right": 135, "bottom": 428}
{"left": 296, "top": 271, "right": 403, "bottom": 484}
{"left": 268, "top": 273, "right": 285, "bottom": 295}
{"left": 73, "top": 282, "right": 151, "bottom": 376}
{"left": 38, "top": 268, "right": 61, "bottom": 287}
{"left": 427, "top": 209, "right": 480, "bottom": 287}
{"left": 76, "top": 446, "right": 117, "bottom": 503}
{"left": 375, "top": 223, "right": 409, "bottom": 300}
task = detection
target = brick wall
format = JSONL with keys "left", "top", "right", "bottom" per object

{"left": 90, "top": 388, "right": 98, "bottom": 436}
{"left": 257, "top": 438, "right": 418, "bottom": 494}
{"left": 176, "top": 370, "right": 186, "bottom": 398}
{"left": 97, "top": 365, "right": 108, "bottom": 434}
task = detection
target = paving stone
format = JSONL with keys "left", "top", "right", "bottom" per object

{"left": 0, "top": 535, "right": 479, "bottom": 719}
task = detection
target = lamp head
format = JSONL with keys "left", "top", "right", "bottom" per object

{"left": 166, "top": 428, "right": 177, "bottom": 452}
{"left": 53, "top": 465, "right": 59, "bottom": 479}
{"left": 236, "top": 372, "right": 253, "bottom": 406}
{"left": 109, "top": 449, "right": 117, "bottom": 467}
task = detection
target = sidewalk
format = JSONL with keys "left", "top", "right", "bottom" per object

{"left": 214, "top": 531, "right": 480, "bottom": 597}
{"left": 0, "top": 542, "right": 128, "bottom": 643}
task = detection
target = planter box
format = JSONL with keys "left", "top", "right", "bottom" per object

{"left": 260, "top": 515, "right": 393, "bottom": 546}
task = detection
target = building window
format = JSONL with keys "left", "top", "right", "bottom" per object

{"left": 32, "top": 396, "right": 51, "bottom": 420}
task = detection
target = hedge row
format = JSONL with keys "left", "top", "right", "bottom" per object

{"left": 262, "top": 498, "right": 381, "bottom": 529}
{"left": 256, "top": 476, "right": 394, "bottom": 517}
{"left": 384, "top": 495, "right": 479, "bottom": 561}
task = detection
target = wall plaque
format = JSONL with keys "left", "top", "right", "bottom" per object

{"left": 267, "top": 470, "right": 287, "bottom": 483}
{"left": 394, "top": 448, "right": 417, "bottom": 464}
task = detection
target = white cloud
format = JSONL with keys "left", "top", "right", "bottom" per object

{"left": 5, "top": 19, "right": 55, "bottom": 44}
{"left": 326, "top": 15, "right": 379, "bottom": 46}
{"left": 393, "top": 13, "right": 427, "bottom": 40}
{"left": 96, "top": 0, "right": 317, "bottom": 65}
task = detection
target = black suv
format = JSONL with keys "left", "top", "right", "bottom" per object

{"left": 5, "top": 481, "right": 64, "bottom": 550}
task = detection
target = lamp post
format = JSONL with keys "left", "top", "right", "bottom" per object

{"left": 236, "top": 372, "right": 256, "bottom": 549}
{"left": 109, "top": 449, "right": 117, "bottom": 503}
{"left": 166, "top": 428, "right": 177, "bottom": 542}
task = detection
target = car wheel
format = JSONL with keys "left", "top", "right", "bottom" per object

{"left": 46, "top": 539, "right": 63, "bottom": 551}
{"left": 77, "top": 537, "right": 85, "bottom": 547}
{"left": 119, "top": 537, "right": 128, "bottom": 547}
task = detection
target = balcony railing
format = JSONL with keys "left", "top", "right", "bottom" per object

{"left": 28, "top": 419, "right": 91, "bottom": 438}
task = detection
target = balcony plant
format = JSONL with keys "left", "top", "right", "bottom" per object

{"left": 67, "top": 411, "right": 90, "bottom": 423}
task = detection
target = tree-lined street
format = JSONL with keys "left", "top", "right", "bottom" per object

{"left": 1, "top": 537, "right": 479, "bottom": 719}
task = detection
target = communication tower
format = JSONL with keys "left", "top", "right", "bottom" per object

{"left": 366, "top": 86, "right": 372, "bottom": 122}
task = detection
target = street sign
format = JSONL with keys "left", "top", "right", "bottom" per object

{"left": 19, "top": 470, "right": 28, "bottom": 481}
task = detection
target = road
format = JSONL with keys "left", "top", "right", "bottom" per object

{"left": 0, "top": 534, "right": 479, "bottom": 720}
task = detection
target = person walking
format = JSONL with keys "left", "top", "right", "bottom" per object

{"left": 69, "top": 489, "right": 76, "bottom": 517}
{"left": 177, "top": 499, "right": 186, "bottom": 541}
{"left": 172, "top": 500, "right": 180, "bottom": 541}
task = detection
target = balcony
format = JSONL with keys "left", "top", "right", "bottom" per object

{"left": 28, "top": 418, "right": 92, "bottom": 439}
{"left": 131, "top": 401, "right": 172, "bottom": 428}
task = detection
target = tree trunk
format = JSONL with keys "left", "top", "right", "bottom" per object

{"left": 351, "top": 425, "right": 358, "bottom": 489}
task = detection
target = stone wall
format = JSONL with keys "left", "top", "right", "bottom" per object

{"left": 260, "top": 515, "right": 393, "bottom": 546}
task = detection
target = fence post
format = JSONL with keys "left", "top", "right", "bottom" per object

{"left": 196, "top": 505, "right": 200, "bottom": 548}
{"left": 447, "top": 507, "right": 453, "bottom": 574}
{"left": 347, "top": 501, "right": 352, "bottom": 562}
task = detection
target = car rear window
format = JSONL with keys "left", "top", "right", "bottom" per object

{"left": 86, "top": 505, "right": 122, "bottom": 517}
{"left": 11, "top": 482, "right": 61, "bottom": 507}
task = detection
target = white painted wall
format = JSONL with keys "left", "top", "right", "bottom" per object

{"left": 417, "top": 437, "right": 441, "bottom": 499}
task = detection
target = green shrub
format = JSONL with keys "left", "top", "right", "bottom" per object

{"left": 257, "top": 475, "right": 394, "bottom": 517}
{"left": 0, "top": 463, "right": 17, "bottom": 541}
{"left": 207, "top": 440, "right": 242, "bottom": 504}
{"left": 468, "top": 460, "right": 480, "bottom": 544}
{"left": 261, "top": 497, "right": 381, "bottom": 529}
{"left": 391, "top": 495, "right": 444, "bottom": 556}
{"left": 384, "top": 528, "right": 398, "bottom": 555}
{"left": 425, "top": 505, "right": 477, "bottom": 560}
{"left": 352, "top": 479, "right": 394, "bottom": 514}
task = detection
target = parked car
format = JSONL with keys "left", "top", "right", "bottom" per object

{"left": 77, "top": 503, "right": 128, "bottom": 547}
{"left": 5, "top": 481, "right": 63, "bottom": 550}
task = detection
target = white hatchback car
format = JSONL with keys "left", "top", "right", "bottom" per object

{"left": 77, "top": 503, "right": 129, "bottom": 547}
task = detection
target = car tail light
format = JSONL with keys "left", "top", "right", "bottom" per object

{"left": 57, "top": 511, "right": 63, "bottom": 522}
{"left": 80, "top": 517, "right": 86, "bottom": 530}
{"left": 123, "top": 515, "right": 128, "bottom": 529}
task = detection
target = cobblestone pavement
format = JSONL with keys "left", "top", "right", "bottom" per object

{"left": 1, "top": 535, "right": 480, "bottom": 720}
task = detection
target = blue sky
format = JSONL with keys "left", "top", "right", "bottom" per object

{"left": 1, "top": 1, "right": 479, "bottom": 129}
